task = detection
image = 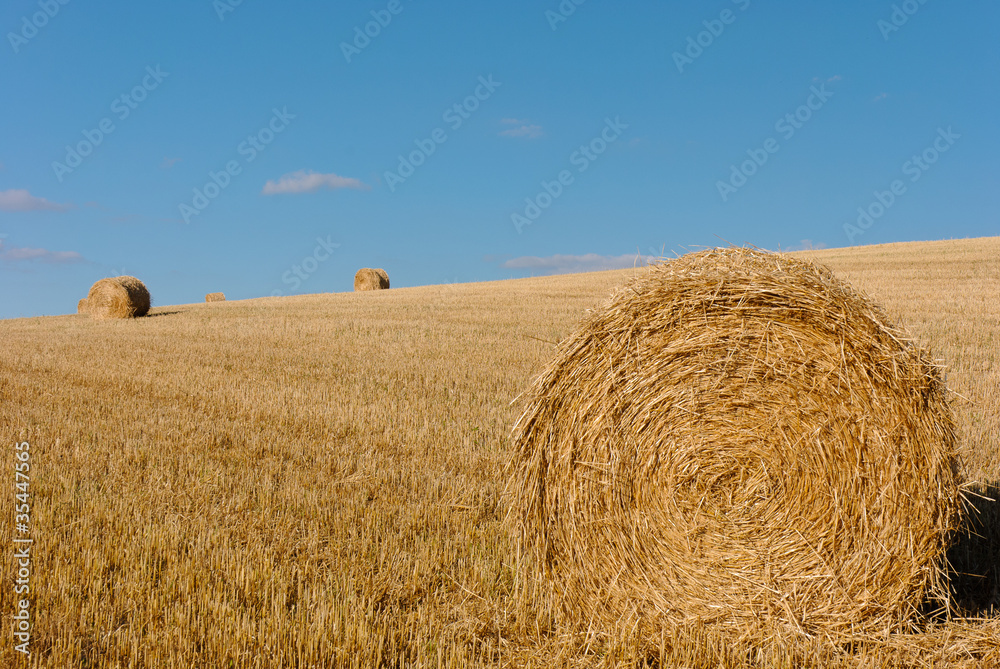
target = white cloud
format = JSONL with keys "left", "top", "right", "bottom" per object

{"left": 783, "top": 239, "right": 828, "bottom": 251}
{"left": 0, "top": 242, "right": 85, "bottom": 264}
{"left": 262, "top": 170, "right": 369, "bottom": 195}
{"left": 500, "top": 124, "right": 544, "bottom": 139}
{"left": 502, "top": 253, "right": 657, "bottom": 275}
{"left": 0, "top": 189, "right": 71, "bottom": 212}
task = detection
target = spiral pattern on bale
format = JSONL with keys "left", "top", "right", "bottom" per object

{"left": 507, "top": 248, "right": 961, "bottom": 642}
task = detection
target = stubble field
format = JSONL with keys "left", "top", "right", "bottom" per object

{"left": 1, "top": 236, "right": 998, "bottom": 667}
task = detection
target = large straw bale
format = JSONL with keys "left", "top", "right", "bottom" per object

{"left": 77, "top": 298, "right": 89, "bottom": 314}
{"left": 205, "top": 292, "right": 226, "bottom": 302}
{"left": 86, "top": 276, "right": 151, "bottom": 319}
{"left": 507, "top": 247, "right": 961, "bottom": 644}
{"left": 354, "top": 268, "right": 390, "bottom": 291}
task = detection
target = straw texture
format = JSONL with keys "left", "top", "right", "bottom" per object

{"left": 86, "top": 276, "right": 151, "bottom": 319}
{"left": 507, "top": 247, "right": 962, "bottom": 644}
{"left": 205, "top": 292, "right": 226, "bottom": 302}
{"left": 354, "top": 268, "right": 390, "bottom": 291}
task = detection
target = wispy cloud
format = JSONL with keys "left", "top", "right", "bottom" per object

{"left": 783, "top": 239, "right": 828, "bottom": 251}
{"left": 500, "top": 124, "right": 544, "bottom": 139}
{"left": 499, "top": 118, "right": 543, "bottom": 139}
{"left": 262, "top": 170, "right": 369, "bottom": 195}
{"left": 501, "top": 253, "right": 656, "bottom": 275}
{"left": 0, "top": 189, "right": 72, "bottom": 212}
{"left": 161, "top": 157, "right": 182, "bottom": 169}
{"left": 872, "top": 92, "right": 888, "bottom": 102}
{"left": 0, "top": 241, "right": 85, "bottom": 264}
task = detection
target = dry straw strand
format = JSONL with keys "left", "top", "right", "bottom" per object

{"left": 86, "top": 276, "right": 151, "bottom": 319}
{"left": 506, "top": 247, "right": 963, "bottom": 648}
{"left": 205, "top": 292, "right": 226, "bottom": 302}
{"left": 354, "top": 268, "right": 390, "bottom": 291}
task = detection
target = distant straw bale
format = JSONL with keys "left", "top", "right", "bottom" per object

{"left": 507, "top": 247, "right": 962, "bottom": 645}
{"left": 77, "top": 298, "right": 89, "bottom": 314}
{"left": 205, "top": 292, "right": 226, "bottom": 302}
{"left": 86, "top": 276, "right": 151, "bottom": 319}
{"left": 354, "top": 268, "right": 390, "bottom": 291}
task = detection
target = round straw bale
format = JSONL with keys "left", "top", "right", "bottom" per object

{"left": 507, "top": 247, "right": 961, "bottom": 643}
{"left": 86, "top": 276, "right": 151, "bottom": 319}
{"left": 354, "top": 268, "right": 390, "bottom": 291}
{"left": 77, "top": 298, "right": 89, "bottom": 314}
{"left": 205, "top": 292, "right": 226, "bottom": 302}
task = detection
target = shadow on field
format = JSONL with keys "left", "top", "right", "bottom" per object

{"left": 947, "top": 481, "right": 1000, "bottom": 615}
{"left": 145, "top": 310, "right": 183, "bottom": 318}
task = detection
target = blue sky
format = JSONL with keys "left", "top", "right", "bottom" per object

{"left": 2, "top": 0, "right": 998, "bottom": 318}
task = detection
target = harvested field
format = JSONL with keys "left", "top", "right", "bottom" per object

{"left": 1, "top": 237, "right": 997, "bottom": 667}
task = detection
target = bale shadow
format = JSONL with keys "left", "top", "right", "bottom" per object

{"left": 947, "top": 481, "right": 1000, "bottom": 615}
{"left": 144, "top": 310, "right": 183, "bottom": 318}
